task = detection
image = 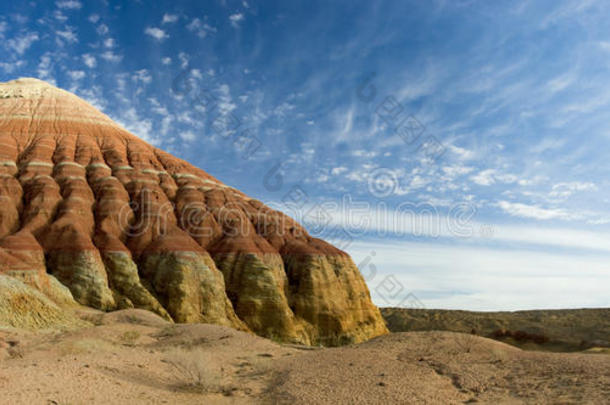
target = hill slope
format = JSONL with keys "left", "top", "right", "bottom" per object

{"left": 381, "top": 307, "right": 610, "bottom": 351}
{"left": 0, "top": 78, "right": 387, "bottom": 345}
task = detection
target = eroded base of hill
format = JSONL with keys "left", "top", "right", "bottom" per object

{"left": 1, "top": 308, "right": 608, "bottom": 404}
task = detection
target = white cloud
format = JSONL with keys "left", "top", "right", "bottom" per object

{"left": 160, "top": 115, "right": 173, "bottom": 136}
{"left": 441, "top": 165, "right": 474, "bottom": 177}
{"left": 161, "top": 57, "right": 171, "bottom": 65}
{"left": 180, "top": 130, "right": 197, "bottom": 142}
{"left": 132, "top": 69, "right": 152, "bottom": 85}
{"left": 82, "top": 54, "right": 96, "bottom": 68}
{"left": 347, "top": 239, "right": 610, "bottom": 310}
{"left": 100, "top": 51, "right": 122, "bottom": 63}
{"left": 96, "top": 24, "right": 109, "bottom": 35}
{"left": 145, "top": 27, "right": 169, "bottom": 41}
{"left": 88, "top": 14, "right": 100, "bottom": 23}
{"left": 115, "top": 108, "right": 157, "bottom": 144}
{"left": 67, "top": 70, "right": 85, "bottom": 81}
{"left": 448, "top": 144, "right": 475, "bottom": 160}
{"left": 549, "top": 182, "right": 597, "bottom": 198}
{"left": 53, "top": 11, "right": 68, "bottom": 22}
{"left": 0, "top": 60, "right": 25, "bottom": 73}
{"left": 7, "top": 32, "right": 39, "bottom": 55}
{"left": 599, "top": 41, "right": 610, "bottom": 52}
{"left": 186, "top": 18, "right": 216, "bottom": 38}
{"left": 540, "top": 0, "right": 600, "bottom": 28}
{"left": 331, "top": 167, "right": 348, "bottom": 176}
{"left": 191, "top": 69, "right": 203, "bottom": 79}
{"left": 273, "top": 102, "right": 295, "bottom": 117}
{"left": 103, "top": 38, "right": 115, "bottom": 48}
{"left": 468, "top": 168, "right": 516, "bottom": 186}
{"left": 56, "top": 0, "right": 82, "bottom": 9}
{"left": 56, "top": 27, "right": 78, "bottom": 44}
{"left": 316, "top": 174, "right": 330, "bottom": 183}
{"left": 338, "top": 106, "right": 355, "bottom": 140}
{"left": 409, "top": 175, "right": 429, "bottom": 189}
{"left": 76, "top": 85, "right": 106, "bottom": 111}
{"left": 162, "top": 13, "right": 179, "bottom": 24}
{"left": 547, "top": 73, "right": 575, "bottom": 93}
{"left": 470, "top": 169, "right": 496, "bottom": 186}
{"left": 495, "top": 173, "right": 517, "bottom": 183}
{"left": 351, "top": 149, "right": 376, "bottom": 158}
{"left": 37, "top": 54, "right": 55, "bottom": 84}
{"left": 293, "top": 200, "right": 610, "bottom": 257}
{"left": 148, "top": 98, "right": 169, "bottom": 116}
{"left": 177, "top": 111, "right": 196, "bottom": 125}
{"left": 217, "top": 83, "right": 236, "bottom": 113}
{"left": 229, "top": 13, "right": 244, "bottom": 28}
{"left": 518, "top": 176, "right": 546, "bottom": 186}
{"left": 178, "top": 52, "right": 189, "bottom": 68}
{"left": 496, "top": 200, "right": 573, "bottom": 220}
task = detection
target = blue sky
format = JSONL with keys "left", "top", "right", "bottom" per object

{"left": 1, "top": 0, "right": 609, "bottom": 310}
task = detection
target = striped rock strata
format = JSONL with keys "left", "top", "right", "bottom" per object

{"left": 0, "top": 78, "right": 387, "bottom": 345}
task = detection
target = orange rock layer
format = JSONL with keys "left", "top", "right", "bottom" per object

{"left": 0, "top": 78, "right": 387, "bottom": 345}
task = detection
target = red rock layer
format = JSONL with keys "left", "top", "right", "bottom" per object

{"left": 0, "top": 78, "right": 387, "bottom": 345}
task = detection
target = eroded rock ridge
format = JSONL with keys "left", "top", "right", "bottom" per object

{"left": 0, "top": 78, "right": 387, "bottom": 345}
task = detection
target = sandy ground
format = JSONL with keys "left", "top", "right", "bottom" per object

{"left": 0, "top": 309, "right": 608, "bottom": 404}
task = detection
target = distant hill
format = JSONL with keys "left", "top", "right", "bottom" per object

{"left": 381, "top": 307, "right": 610, "bottom": 352}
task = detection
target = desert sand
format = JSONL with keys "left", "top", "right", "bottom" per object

{"left": 1, "top": 308, "right": 608, "bottom": 404}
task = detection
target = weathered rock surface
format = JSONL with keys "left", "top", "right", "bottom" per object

{"left": 0, "top": 78, "right": 387, "bottom": 345}
{"left": 0, "top": 274, "right": 84, "bottom": 329}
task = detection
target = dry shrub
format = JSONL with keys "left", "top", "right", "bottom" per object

{"left": 163, "top": 348, "right": 223, "bottom": 393}
{"left": 454, "top": 332, "right": 479, "bottom": 353}
{"left": 119, "top": 330, "right": 141, "bottom": 346}
{"left": 7, "top": 346, "right": 24, "bottom": 359}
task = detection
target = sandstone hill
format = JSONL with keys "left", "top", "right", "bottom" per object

{"left": 0, "top": 77, "right": 387, "bottom": 345}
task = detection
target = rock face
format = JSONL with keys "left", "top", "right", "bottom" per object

{"left": 0, "top": 78, "right": 387, "bottom": 345}
{"left": 0, "top": 274, "right": 85, "bottom": 329}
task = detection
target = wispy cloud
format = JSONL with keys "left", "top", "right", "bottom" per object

{"left": 55, "top": 0, "right": 82, "bottom": 10}
{"left": 144, "top": 27, "right": 169, "bottom": 41}
{"left": 162, "top": 13, "right": 179, "bottom": 24}
{"left": 470, "top": 169, "right": 497, "bottom": 186}
{"left": 100, "top": 50, "right": 122, "bottom": 62}
{"left": 496, "top": 200, "right": 574, "bottom": 220}
{"left": 115, "top": 107, "right": 157, "bottom": 144}
{"left": 229, "top": 13, "right": 244, "bottom": 28}
{"left": 67, "top": 70, "right": 85, "bottom": 81}
{"left": 186, "top": 18, "right": 216, "bottom": 38}
{"left": 348, "top": 239, "right": 610, "bottom": 310}
{"left": 7, "top": 32, "right": 39, "bottom": 55}
{"left": 55, "top": 26, "right": 78, "bottom": 45}
{"left": 549, "top": 182, "right": 597, "bottom": 198}
{"left": 82, "top": 54, "right": 96, "bottom": 68}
